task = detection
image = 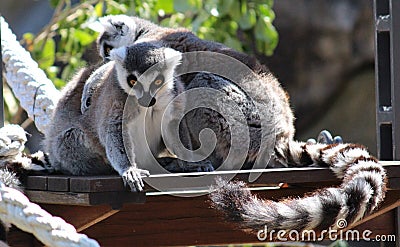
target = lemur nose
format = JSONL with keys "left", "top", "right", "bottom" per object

{"left": 138, "top": 96, "right": 156, "bottom": 107}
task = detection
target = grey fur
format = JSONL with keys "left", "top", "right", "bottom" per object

{"left": 85, "top": 15, "right": 295, "bottom": 168}
{"left": 81, "top": 14, "right": 266, "bottom": 114}
{"left": 95, "top": 16, "right": 387, "bottom": 231}
{"left": 210, "top": 144, "right": 387, "bottom": 232}
{"left": 110, "top": 42, "right": 214, "bottom": 173}
{"left": 55, "top": 15, "right": 386, "bottom": 231}
{"left": 97, "top": 15, "right": 264, "bottom": 72}
{"left": 44, "top": 64, "right": 149, "bottom": 191}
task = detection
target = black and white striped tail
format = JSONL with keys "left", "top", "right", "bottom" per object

{"left": 210, "top": 141, "right": 387, "bottom": 232}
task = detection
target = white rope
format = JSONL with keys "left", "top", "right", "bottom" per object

{"left": 0, "top": 18, "right": 99, "bottom": 247}
{"left": 1, "top": 16, "right": 60, "bottom": 133}
{"left": 0, "top": 181, "right": 100, "bottom": 247}
{"left": 0, "top": 125, "right": 99, "bottom": 246}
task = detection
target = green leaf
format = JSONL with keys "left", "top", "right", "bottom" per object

{"left": 191, "top": 11, "right": 210, "bottom": 32}
{"left": 74, "top": 29, "right": 97, "bottom": 46}
{"left": 45, "top": 66, "right": 59, "bottom": 79}
{"left": 53, "top": 78, "right": 67, "bottom": 89}
{"left": 224, "top": 36, "right": 243, "bottom": 52}
{"left": 173, "top": 0, "right": 198, "bottom": 13}
{"left": 94, "top": 2, "right": 104, "bottom": 17}
{"left": 23, "top": 32, "right": 34, "bottom": 42}
{"left": 217, "top": 0, "right": 234, "bottom": 17}
{"left": 49, "top": 0, "right": 61, "bottom": 8}
{"left": 258, "top": 4, "right": 276, "bottom": 21}
{"left": 238, "top": 9, "right": 256, "bottom": 30}
{"left": 155, "top": 0, "right": 174, "bottom": 14}
{"left": 204, "top": 0, "right": 219, "bottom": 16}
{"left": 254, "top": 17, "right": 276, "bottom": 42}
{"left": 329, "top": 240, "right": 349, "bottom": 247}
{"left": 254, "top": 17, "right": 278, "bottom": 55}
{"left": 37, "top": 38, "right": 55, "bottom": 69}
{"left": 228, "top": 0, "right": 241, "bottom": 20}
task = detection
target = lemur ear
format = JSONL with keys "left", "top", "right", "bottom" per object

{"left": 99, "top": 15, "right": 134, "bottom": 36}
{"left": 163, "top": 48, "right": 182, "bottom": 66}
{"left": 109, "top": 46, "right": 126, "bottom": 64}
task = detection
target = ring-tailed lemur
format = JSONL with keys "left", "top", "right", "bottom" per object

{"left": 97, "top": 15, "right": 264, "bottom": 71}
{"left": 109, "top": 42, "right": 214, "bottom": 173}
{"left": 81, "top": 14, "right": 266, "bottom": 113}
{"left": 44, "top": 62, "right": 152, "bottom": 191}
{"left": 44, "top": 43, "right": 215, "bottom": 192}
{"left": 106, "top": 41, "right": 387, "bottom": 232}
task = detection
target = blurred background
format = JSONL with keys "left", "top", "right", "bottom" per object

{"left": 1, "top": 0, "right": 377, "bottom": 154}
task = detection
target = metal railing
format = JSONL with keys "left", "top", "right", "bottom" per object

{"left": 374, "top": 0, "right": 400, "bottom": 161}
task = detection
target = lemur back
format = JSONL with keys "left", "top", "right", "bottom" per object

{"left": 44, "top": 65, "right": 115, "bottom": 175}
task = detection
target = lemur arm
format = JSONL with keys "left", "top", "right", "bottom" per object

{"left": 100, "top": 105, "right": 149, "bottom": 191}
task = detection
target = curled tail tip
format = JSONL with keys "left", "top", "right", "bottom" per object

{"left": 0, "top": 168, "right": 21, "bottom": 190}
{"left": 209, "top": 177, "right": 249, "bottom": 206}
{"left": 209, "top": 177, "right": 252, "bottom": 221}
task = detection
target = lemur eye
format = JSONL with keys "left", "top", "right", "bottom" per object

{"left": 154, "top": 74, "right": 164, "bottom": 86}
{"left": 104, "top": 44, "right": 113, "bottom": 57}
{"left": 127, "top": 74, "right": 137, "bottom": 87}
{"left": 85, "top": 97, "right": 91, "bottom": 108}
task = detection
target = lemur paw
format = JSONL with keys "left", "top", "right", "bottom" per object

{"left": 122, "top": 167, "right": 150, "bottom": 191}
{"left": 161, "top": 158, "right": 215, "bottom": 173}
{"left": 307, "top": 130, "right": 343, "bottom": 145}
{"left": 184, "top": 160, "right": 215, "bottom": 172}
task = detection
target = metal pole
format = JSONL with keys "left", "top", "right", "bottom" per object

{"left": 374, "top": 0, "right": 400, "bottom": 160}
{"left": 390, "top": 0, "right": 400, "bottom": 160}
{"left": 0, "top": 14, "right": 4, "bottom": 128}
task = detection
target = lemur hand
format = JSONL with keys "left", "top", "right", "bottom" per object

{"left": 122, "top": 167, "right": 150, "bottom": 191}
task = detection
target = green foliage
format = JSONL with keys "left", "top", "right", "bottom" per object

{"left": 23, "top": 0, "right": 278, "bottom": 88}
{"left": 329, "top": 240, "right": 349, "bottom": 247}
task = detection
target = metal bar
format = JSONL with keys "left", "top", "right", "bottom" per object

{"left": 375, "top": 0, "right": 392, "bottom": 160}
{"left": 390, "top": 0, "right": 400, "bottom": 160}
{"left": 396, "top": 206, "right": 400, "bottom": 247}
{"left": 377, "top": 15, "right": 391, "bottom": 32}
{"left": 0, "top": 14, "right": 4, "bottom": 128}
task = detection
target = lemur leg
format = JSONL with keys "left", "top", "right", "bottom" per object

{"left": 101, "top": 116, "right": 149, "bottom": 191}
{"left": 162, "top": 117, "right": 215, "bottom": 173}
{"left": 50, "top": 127, "right": 113, "bottom": 175}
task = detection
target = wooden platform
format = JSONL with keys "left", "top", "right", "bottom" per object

{"left": 7, "top": 162, "right": 400, "bottom": 246}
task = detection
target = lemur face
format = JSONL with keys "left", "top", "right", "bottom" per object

{"left": 98, "top": 15, "right": 144, "bottom": 61}
{"left": 110, "top": 43, "right": 182, "bottom": 107}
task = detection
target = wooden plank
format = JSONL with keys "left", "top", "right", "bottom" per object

{"left": 88, "top": 191, "right": 145, "bottom": 207}
{"left": 47, "top": 176, "right": 70, "bottom": 192}
{"left": 7, "top": 227, "right": 35, "bottom": 247}
{"left": 345, "top": 190, "right": 400, "bottom": 229}
{"left": 23, "top": 162, "right": 400, "bottom": 193}
{"left": 39, "top": 204, "right": 120, "bottom": 232}
{"left": 12, "top": 186, "right": 400, "bottom": 246}
{"left": 384, "top": 161, "right": 400, "bottom": 177}
{"left": 70, "top": 176, "right": 125, "bottom": 193}
{"left": 389, "top": 177, "right": 400, "bottom": 189}
{"left": 80, "top": 188, "right": 400, "bottom": 246}
{"left": 24, "top": 190, "right": 91, "bottom": 206}
{"left": 24, "top": 176, "right": 47, "bottom": 191}
{"left": 353, "top": 210, "right": 396, "bottom": 238}
{"left": 25, "top": 190, "right": 145, "bottom": 206}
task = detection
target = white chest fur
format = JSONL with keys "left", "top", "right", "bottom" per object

{"left": 125, "top": 104, "right": 175, "bottom": 167}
